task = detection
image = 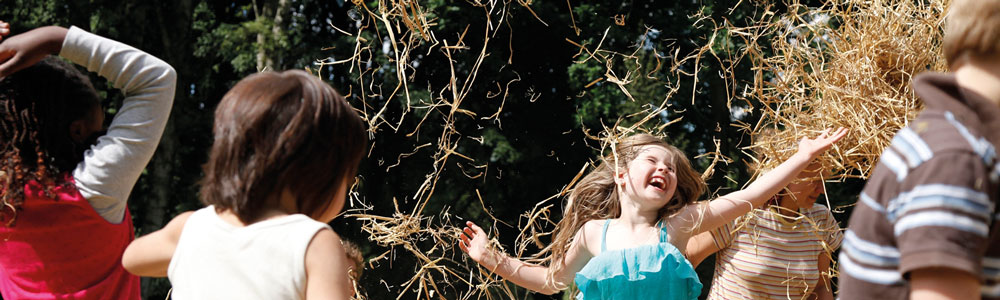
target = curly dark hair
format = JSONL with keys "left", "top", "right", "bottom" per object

{"left": 0, "top": 56, "right": 101, "bottom": 225}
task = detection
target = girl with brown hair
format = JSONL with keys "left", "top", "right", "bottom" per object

{"left": 121, "top": 70, "right": 367, "bottom": 299}
{"left": 459, "top": 128, "right": 847, "bottom": 299}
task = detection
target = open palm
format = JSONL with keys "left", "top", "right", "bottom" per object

{"left": 458, "top": 221, "right": 493, "bottom": 265}
{"left": 798, "top": 127, "right": 848, "bottom": 158}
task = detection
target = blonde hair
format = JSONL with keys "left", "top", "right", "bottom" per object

{"left": 943, "top": 0, "right": 1000, "bottom": 67}
{"left": 541, "top": 134, "right": 705, "bottom": 287}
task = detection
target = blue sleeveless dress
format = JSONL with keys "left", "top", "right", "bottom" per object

{"left": 573, "top": 220, "right": 702, "bottom": 300}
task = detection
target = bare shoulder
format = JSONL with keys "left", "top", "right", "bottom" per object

{"left": 668, "top": 201, "right": 708, "bottom": 227}
{"left": 162, "top": 211, "right": 195, "bottom": 238}
{"left": 579, "top": 219, "right": 607, "bottom": 238}
{"left": 575, "top": 219, "right": 608, "bottom": 255}
{"left": 306, "top": 228, "right": 346, "bottom": 262}
{"left": 169, "top": 211, "right": 195, "bottom": 225}
{"left": 304, "top": 228, "right": 353, "bottom": 299}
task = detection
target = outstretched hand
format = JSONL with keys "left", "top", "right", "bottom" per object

{"left": 459, "top": 221, "right": 497, "bottom": 267}
{"left": 797, "top": 127, "right": 848, "bottom": 159}
{"left": 0, "top": 25, "right": 68, "bottom": 79}
{"left": 0, "top": 21, "right": 9, "bottom": 40}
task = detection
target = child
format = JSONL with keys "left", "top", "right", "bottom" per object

{"left": 0, "top": 24, "right": 176, "bottom": 299}
{"left": 121, "top": 70, "right": 366, "bottom": 299}
{"left": 685, "top": 162, "right": 843, "bottom": 300}
{"left": 459, "top": 128, "right": 847, "bottom": 299}
{"left": 839, "top": 0, "right": 1000, "bottom": 298}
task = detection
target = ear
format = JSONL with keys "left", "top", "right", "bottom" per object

{"left": 68, "top": 119, "right": 88, "bottom": 143}
{"left": 614, "top": 167, "right": 626, "bottom": 186}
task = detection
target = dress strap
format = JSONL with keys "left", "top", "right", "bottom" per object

{"left": 600, "top": 219, "right": 611, "bottom": 252}
{"left": 658, "top": 219, "right": 668, "bottom": 243}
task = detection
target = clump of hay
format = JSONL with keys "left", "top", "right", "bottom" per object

{"left": 735, "top": 0, "right": 949, "bottom": 179}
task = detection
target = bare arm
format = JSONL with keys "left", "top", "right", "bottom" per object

{"left": 677, "top": 128, "right": 847, "bottom": 235}
{"left": 122, "top": 211, "right": 193, "bottom": 277}
{"left": 459, "top": 221, "right": 593, "bottom": 295}
{"left": 910, "top": 268, "right": 980, "bottom": 300}
{"left": 0, "top": 25, "right": 67, "bottom": 78}
{"left": 685, "top": 230, "right": 721, "bottom": 267}
{"left": 304, "top": 229, "right": 354, "bottom": 300}
{"left": 811, "top": 252, "right": 834, "bottom": 300}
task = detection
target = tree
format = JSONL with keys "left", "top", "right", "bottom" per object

{"left": 1, "top": 0, "right": 862, "bottom": 299}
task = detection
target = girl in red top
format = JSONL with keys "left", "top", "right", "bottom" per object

{"left": 0, "top": 23, "right": 176, "bottom": 299}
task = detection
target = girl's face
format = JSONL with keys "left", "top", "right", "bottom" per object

{"left": 618, "top": 145, "right": 677, "bottom": 209}
{"left": 783, "top": 163, "right": 825, "bottom": 209}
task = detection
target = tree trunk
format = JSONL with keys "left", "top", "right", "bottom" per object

{"left": 271, "top": 0, "right": 289, "bottom": 69}
{"left": 141, "top": 0, "right": 193, "bottom": 297}
{"left": 255, "top": 0, "right": 289, "bottom": 71}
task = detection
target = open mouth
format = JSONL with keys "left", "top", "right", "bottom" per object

{"left": 649, "top": 177, "right": 666, "bottom": 190}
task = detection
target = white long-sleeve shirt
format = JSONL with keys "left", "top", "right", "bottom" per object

{"left": 60, "top": 26, "right": 176, "bottom": 223}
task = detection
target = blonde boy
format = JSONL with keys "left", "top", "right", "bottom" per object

{"left": 839, "top": 0, "right": 1000, "bottom": 299}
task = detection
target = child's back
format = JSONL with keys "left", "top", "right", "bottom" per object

{"left": 0, "top": 175, "right": 140, "bottom": 297}
{"left": 168, "top": 207, "right": 329, "bottom": 299}
{"left": 0, "top": 25, "right": 175, "bottom": 299}
{"left": 123, "top": 70, "right": 366, "bottom": 300}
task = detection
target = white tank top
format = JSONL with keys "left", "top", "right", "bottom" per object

{"left": 167, "top": 206, "right": 329, "bottom": 299}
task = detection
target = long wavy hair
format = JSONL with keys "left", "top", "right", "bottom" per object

{"left": 0, "top": 56, "right": 101, "bottom": 225}
{"left": 540, "top": 134, "right": 706, "bottom": 288}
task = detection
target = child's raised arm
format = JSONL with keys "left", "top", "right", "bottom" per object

{"left": 678, "top": 128, "right": 847, "bottom": 236}
{"left": 0, "top": 25, "right": 67, "bottom": 78}
{"left": 0, "top": 25, "right": 176, "bottom": 224}
{"left": 459, "top": 221, "right": 595, "bottom": 295}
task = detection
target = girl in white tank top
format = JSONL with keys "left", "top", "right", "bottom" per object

{"left": 120, "top": 70, "right": 368, "bottom": 300}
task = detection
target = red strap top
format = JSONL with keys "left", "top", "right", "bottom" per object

{"left": 0, "top": 174, "right": 140, "bottom": 299}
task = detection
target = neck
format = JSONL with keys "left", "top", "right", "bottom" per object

{"left": 617, "top": 197, "right": 661, "bottom": 228}
{"left": 218, "top": 209, "right": 289, "bottom": 227}
{"left": 774, "top": 196, "right": 800, "bottom": 219}
{"left": 955, "top": 59, "right": 1000, "bottom": 106}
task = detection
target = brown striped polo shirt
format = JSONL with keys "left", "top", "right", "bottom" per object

{"left": 839, "top": 73, "right": 1000, "bottom": 299}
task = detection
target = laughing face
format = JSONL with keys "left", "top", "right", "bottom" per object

{"left": 617, "top": 145, "right": 678, "bottom": 209}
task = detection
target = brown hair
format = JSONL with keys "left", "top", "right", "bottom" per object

{"left": 542, "top": 134, "right": 705, "bottom": 286}
{"left": 943, "top": 0, "right": 1000, "bottom": 67}
{"left": 0, "top": 56, "right": 101, "bottom": 224}
{"left": 199, "top": 70, "right": 366, "bottom": 224}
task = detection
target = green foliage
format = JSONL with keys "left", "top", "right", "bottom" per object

{"left": 0, "top": 0, "right": 864, "bottom": 299}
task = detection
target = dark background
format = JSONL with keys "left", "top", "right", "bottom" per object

{"left": 1, "top": 0, "right": 862, "bottom": 299}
